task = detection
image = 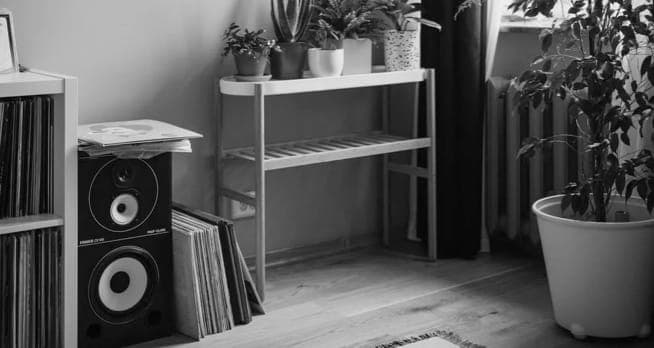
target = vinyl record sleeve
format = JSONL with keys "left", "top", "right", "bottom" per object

{"left": 172, "top": 228, "right": 203, "bottom": 340}
{"left": 78, "top": 119, "right": 202, "bottom": 147}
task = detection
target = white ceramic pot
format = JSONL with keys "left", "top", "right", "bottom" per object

{"left": 384, "top": 30, "right": 420, "bottom": 72}
{"left": 342, "top": 38, "right": 372, "bottom": 75}
{"left": 533, "top": 195, "right": 654, "bottom": 339}
{"left": 307, "top": 48, "right": 344, "bottom": 77}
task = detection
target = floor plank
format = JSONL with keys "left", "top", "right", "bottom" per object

{"left": 131, "top": 249, "right": 654, "bottom": 348}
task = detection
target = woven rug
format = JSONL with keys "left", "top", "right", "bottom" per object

{"left": 375, "top": 330, "right": 486, "bottom": 348}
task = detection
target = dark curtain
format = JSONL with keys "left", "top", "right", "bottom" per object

{"left": 418, "top": 1, "right": 484, "bottom": 259}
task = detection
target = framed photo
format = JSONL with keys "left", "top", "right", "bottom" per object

{"left": 0, "top": 9, "right": 19, "bottom": 73}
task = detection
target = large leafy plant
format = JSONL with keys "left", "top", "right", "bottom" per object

{"left": 310, "top": 0, "right": 380, "bottom": 49}
{"left": 223, "top": 23, "right": 275, "bottom": 59}
{"left": 509, "top": 0, "right": 654, "bottom": 220}
{"left": 271, "top": 0, "right": 313, "bottom": 43}
{"left": 372, "top": 0, "right": 441, "bottom": 31}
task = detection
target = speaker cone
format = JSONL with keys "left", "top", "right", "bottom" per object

{"left": 110, "top": 193, "right": 139, "bottom": 226}
{"left": 89, "top": 246, "right": 159, "bottom": 324}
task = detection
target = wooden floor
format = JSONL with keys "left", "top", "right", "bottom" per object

{"left": 134, "top": 248, "right": 654, "bottom": 348}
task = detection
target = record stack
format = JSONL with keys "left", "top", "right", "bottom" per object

{"left": 172, "top": 203, "right": 264, "bottom": 341}
{"left": 0, "top": 228, "right": 63, "bottom": 348}
{"left": 0, "top": 96, "right": 54, "bottom": 218}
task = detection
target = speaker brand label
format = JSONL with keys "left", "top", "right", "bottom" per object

{"left": 147, "top": 228, "right": 167, "bottom": 235}
{"left": 80, "top": 238, "right": 106, "bottom": 245}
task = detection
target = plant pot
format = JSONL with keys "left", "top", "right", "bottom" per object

{"left": 533, "top": 195, "right": 654, "bottom": 339}
{"left": 342, "top": 38, "right": 372, "bottom": 75}
{"left": 270, "top": 42, "right": 308, "bottom": 80}
{"left": 307, "top": 48, "right": 344, "bottom": 77}
{"left": 233, "top": 51, "right": 268, "bottom": 77}
{"left": 383, "top": 30, "right": 420, "bottom": 72}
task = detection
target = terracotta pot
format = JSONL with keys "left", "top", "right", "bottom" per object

{"left": 233, "top": 51, "right": 268, "bottom": 76}
{"left": 307, "top": 48, "right": 344, "bottom": 77}
{"left": 383, "top": 30, "right": 420, "bottom": 72}
{"left": 342, "top": 38, "right": 372, "bottom": 75}
{"left": 533, "top": 195, "right": 654, "bottom": 339}
{"left": 270, "top": 42, "right": 308, "bottom": 80}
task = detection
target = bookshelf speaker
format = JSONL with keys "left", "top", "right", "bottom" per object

{"left": 78, "top": 153, "right": 173, "bottom": 347}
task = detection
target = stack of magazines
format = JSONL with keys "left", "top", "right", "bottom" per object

{"left": 0, "top": 228, "right": 62, "bottom": 348}
{"left": 172, "top": 204, "right": 264, "bottom": 340}
{"left": 0, "top": 96, "right": 54, "bottom": 218}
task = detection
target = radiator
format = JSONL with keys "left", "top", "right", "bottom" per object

{"left": 485, "top": 77, "right": 584, "bottom": 246}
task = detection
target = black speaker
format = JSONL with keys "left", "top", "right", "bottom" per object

{"left": 78, "top": 153, "right": 173, "bottom": 348}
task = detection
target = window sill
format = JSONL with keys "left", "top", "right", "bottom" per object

{"left": 500, "top": 16, "right": 557, "bottom": 33}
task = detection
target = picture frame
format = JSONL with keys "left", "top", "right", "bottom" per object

{"left": 0, "top": 9, "right": 19, "bottom": 73}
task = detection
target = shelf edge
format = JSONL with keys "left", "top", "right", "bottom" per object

{"left": 0, "top": 214, "right": 65, "bottom": 236}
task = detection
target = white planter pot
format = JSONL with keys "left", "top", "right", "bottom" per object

{"left": 307, "top": 48, "right": 344, "bottom": 77}
{"left": 533, "top": 195, "right": 654, "bottom": 339}
{"left": 342, "top": 38, "right": 372, "bottom": 75}
{"left": 384, "top": 30, "right": 420, "bottom": 72}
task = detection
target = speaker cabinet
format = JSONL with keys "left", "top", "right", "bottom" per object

{"left": 78, "top": 153, "right": 173, "bottom": 347}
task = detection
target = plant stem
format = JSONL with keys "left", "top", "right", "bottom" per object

{"left": 589, "top": 115, "right": 607, "bottom": 222}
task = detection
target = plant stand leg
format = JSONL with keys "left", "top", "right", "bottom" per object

{"left": 406, "top": 82, "right": 421, "bottom": 242}
{"left": 216, "top": 89, "right": 225, "bottom": 216}
{"left": 254, "top": 84, "right": 266, "bottom": 300}
{"left": 426, "top": 69, "right": 438, "bottom": 260}
{"left": 382, "top": 86, "right": 390, "bottom": 246}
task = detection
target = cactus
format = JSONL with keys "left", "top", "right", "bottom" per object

{"left": 271, "top": 0, "right": 313, "bottom": 43}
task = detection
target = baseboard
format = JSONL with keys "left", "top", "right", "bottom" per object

{"left": 244, "top": 233, "right": 379, "bottom": 270}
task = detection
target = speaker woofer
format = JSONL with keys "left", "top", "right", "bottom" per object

{"left": 89, "top": 246, "right": 159, "bottom": 325}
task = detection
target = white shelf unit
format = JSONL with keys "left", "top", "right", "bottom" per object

{"left": 0, "top": 70, "right": 78, "bottom": 347}
{"left": 217, "top": 68, "right": 437, "bottom": 299}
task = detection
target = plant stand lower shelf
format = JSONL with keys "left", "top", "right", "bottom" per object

{"left": 216, "top": 67, "right": 437, "bottom": 299}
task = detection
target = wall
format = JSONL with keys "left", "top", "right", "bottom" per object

{"left": 4, "top": 0, "right": 383, "bottom": 256}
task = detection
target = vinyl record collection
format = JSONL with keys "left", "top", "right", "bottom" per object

{"left": 0, "top": 228, "right": 63, "bottom": 348}
{"left": 0, "top": 96, "right": 54, "bottom": 218}
{"left": 172, "top": 204, "right": 264, "bottom": 340}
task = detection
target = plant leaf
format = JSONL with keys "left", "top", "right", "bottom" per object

{"left": 638, "top": 179, "right": 649, "bottom": 201}
{"left": 616, "top": 171, "right": 626, "bottom": 195}
{"left": 626, "top": 179, "right": 638, "bottom": 202}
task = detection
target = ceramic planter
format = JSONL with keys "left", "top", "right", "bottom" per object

{"left": 342, "top": 38, "right": 372, "bottom": 75}
{"left": 233, "top": 51, "right": 268, "bottom": 77}
{"left": 384, "top": 30, "right": 420, "bottom": 72}
{"left": 307, "top": 48, "right": 344, "bottom": 77}
{"left": 533, "top": 195, "right": 654, "bottom": 339}
{"left": 270, "top": 42, "right": 308, "bottom": 80}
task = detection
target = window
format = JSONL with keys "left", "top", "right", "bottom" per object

{"left": 500, "top": 0, "right": 572, "bottom": 32}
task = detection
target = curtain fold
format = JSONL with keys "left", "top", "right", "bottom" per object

{"left": 418, "top": 1, "right": 484, "bottom": 258}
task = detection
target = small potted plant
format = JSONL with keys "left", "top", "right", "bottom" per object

{"left": 312, "top": 0, "right": 381, "bottom": 75}
{"left": 373, "top": 0, "right": 441, "bottom": 71}
{"left": 222, "top": 22, "right": 275, "bottom": 81}
{"left": 270, "top": 0, "right": 313, "bottom": 80}
{"left": 495, "top": 0, "right": 654, "bottom": 340}
{"left": 307, "top": 10, "right": 346, "bottom": 77}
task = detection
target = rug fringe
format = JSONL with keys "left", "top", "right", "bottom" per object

{"left": 374, "top": 330, "right": 486, "bottom": 348}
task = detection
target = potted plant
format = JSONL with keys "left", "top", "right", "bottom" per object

{"left": 372, "top": 0, "right": 441, "bottom": 71}
{"left": 307, "top": 8, "right": 346, "bottom": 77}
{"left": 223, "top": 23, "right": 275, "bottom": 81}
{"left": 312, "top": 0, "right": 381, "bottom": 75}
{"left": 498, "top": 0, "right": 654, "bottom": 340}
{"left": 270, "top": 0, "right": 313, "bottom": 80}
